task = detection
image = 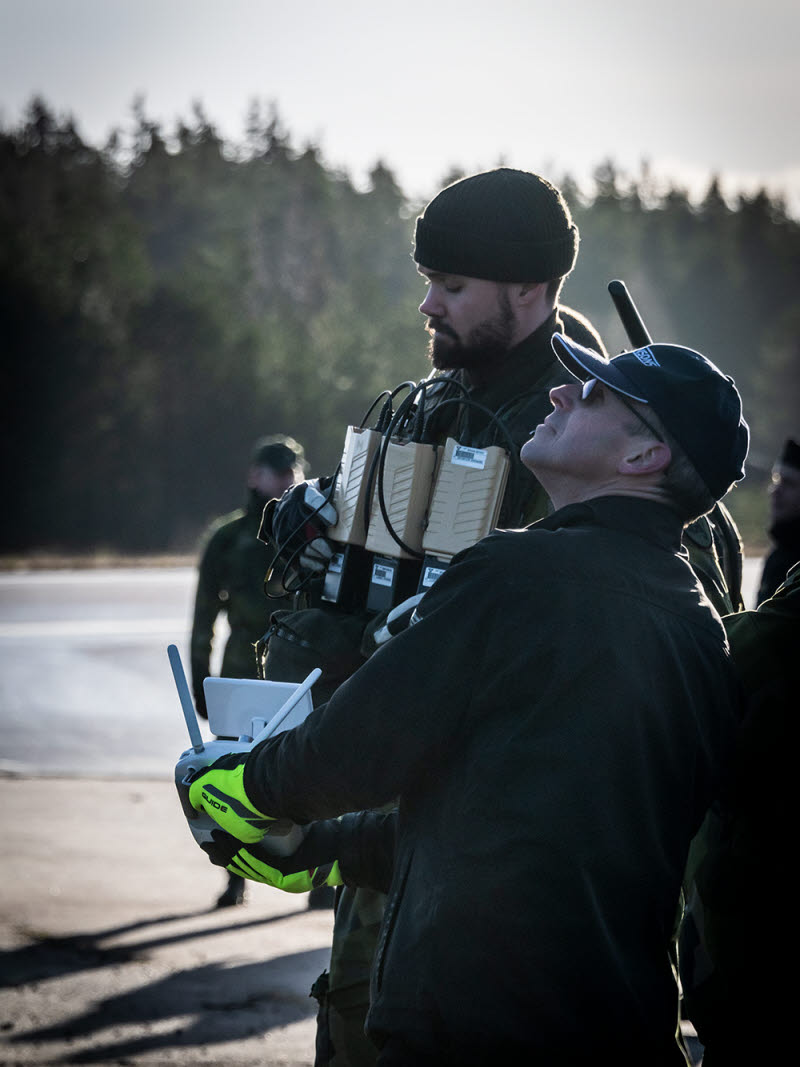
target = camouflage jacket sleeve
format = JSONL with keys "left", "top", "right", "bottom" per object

{"left": 684, "top": 501, "right": 744, "bottom": 616}
{"left": 190, "top": 517, "right": 238, "bottom": 709}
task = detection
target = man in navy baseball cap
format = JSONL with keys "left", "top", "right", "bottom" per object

{"left": 185, "top": 328, "right": 750, "bottom": 1064}
{"left": 548, "top": 334, "right": 749, "bottom": 504}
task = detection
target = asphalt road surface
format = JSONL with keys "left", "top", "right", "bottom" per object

{"left": 0, "top": 566, "right": 209, "bottom": 778}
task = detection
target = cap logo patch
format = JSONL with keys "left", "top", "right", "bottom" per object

{"left": 633, "top": 346, "right": 660, "bottom": 367}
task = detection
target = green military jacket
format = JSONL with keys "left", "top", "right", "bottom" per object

{"left": 190, "top": 494, "right": 280, "bottom": 715}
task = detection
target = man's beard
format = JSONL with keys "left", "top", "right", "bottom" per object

{"left": 427, "top": 291, "right": 516, "bottom": 373}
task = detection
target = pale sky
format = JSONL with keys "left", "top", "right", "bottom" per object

{"left": 1, "top": 0, "right": 798, "bottom": 212}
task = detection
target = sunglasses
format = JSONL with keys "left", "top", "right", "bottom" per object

{"left": 581, "top": 378, "right": 665, "bottom": 443}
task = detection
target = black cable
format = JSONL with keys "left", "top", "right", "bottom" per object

{"left": 356, "top": 383, "right": 422, "bottom": 537}
{"left": 372, "top": 380, "right": 446, "bottom": 558}
{"left": 374, "top": 380, "right": 525, "bottom": 563}
{"left": 421, "top": 394, "right": 519, "bottom": 458}
{"left": 270, "top": 374, "right": 529, "bottom": 589}
{"left": 362, "top": 441, "right": 384, "bottom": 539}
{"left": 362, "top": 380, "right": 429, "bottom": 539}
{"left": 359, "top": 381, "right": 417, "bottom": 433}
{"left": 369, "top": 376, "right": 528, "bottom": 558}
{"left": 358, "top": 390, "right": 392, "bottom": 430}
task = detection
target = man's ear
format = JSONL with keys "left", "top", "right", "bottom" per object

{"left": 618, "top": 441, "right": 672, "bottom": 476}
{"left": 514, "top": 281, "right": 546, "bottom": 309}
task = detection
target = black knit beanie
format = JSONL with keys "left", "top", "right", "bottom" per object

{"left": 413, "top": 168, "right": 579, "bottom": 283}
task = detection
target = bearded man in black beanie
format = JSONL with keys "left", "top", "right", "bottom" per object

{"left": 412, "top": 168, "right": 606, "bottom": 528}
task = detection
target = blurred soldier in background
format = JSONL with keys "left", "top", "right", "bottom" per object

{"left": 190, "top": 435, "right": 304, "bottom": 907}
{"left": 757, "top": 436, "right": 800, "bottom": 604}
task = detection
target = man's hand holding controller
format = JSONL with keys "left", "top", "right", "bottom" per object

{"left": 202, "top": 819, "right": 345, "bottom": 894}
{"left": 171, "top": 647, "right": 321, "bottom": 870}
{"left": 186, "top": 750, "right": 293, "bottom": 844}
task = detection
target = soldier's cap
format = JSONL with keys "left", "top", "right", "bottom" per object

{"left": 250, "top": 437, "right": 304, "bottom": 472}
{"left": 551, "top": 333, "right": 749, "bottom": 501}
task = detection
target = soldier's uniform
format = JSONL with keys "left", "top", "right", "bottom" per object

{"left": 192, "top": 435, "right": 302, "bottom": 909}
{"left": 191, "top": 493, "right": 279, "bottom": 707}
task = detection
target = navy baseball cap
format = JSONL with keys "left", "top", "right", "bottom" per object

{"left": 551, "top": 334, "right": 749, "bottom": 500}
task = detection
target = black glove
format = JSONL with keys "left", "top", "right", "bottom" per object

{"left": 266, "top": 478, "right": 337, "bottom": 575}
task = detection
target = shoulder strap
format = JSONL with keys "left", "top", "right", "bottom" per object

{"left": 709, "top": 501, "right": 745, "bottom": 612}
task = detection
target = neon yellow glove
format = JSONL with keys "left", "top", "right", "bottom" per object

{"left": 187, "top": 751, "right": 277, "bottom": 844}
{"left": 229, "top": 845, "right": 343, "bottom": 893}
{"left": 201, "top": 820, "right": 345, "bottom": 895}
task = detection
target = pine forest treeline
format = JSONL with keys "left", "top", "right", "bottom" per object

{"left": 3, "top": 99, "right": 799, "bottom": 554}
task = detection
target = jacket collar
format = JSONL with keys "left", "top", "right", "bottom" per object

{"left": 533, "top": 495, "right": 686, "bottom": 554}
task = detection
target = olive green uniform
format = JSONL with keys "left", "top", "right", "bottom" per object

{"left": 191, "top": 493, "right": 278, "bottom": 714}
